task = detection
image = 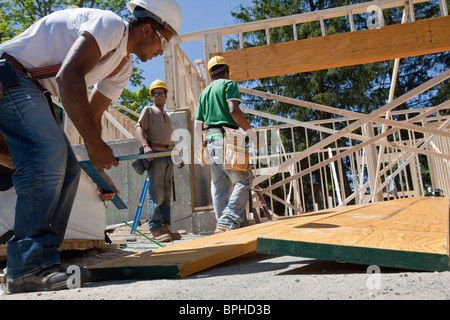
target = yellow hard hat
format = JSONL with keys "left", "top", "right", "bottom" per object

{"left": 207, "top": 56, "right": 230, "bottom": 76}
{"left": 149, "top": 79, "right": 168, "bottom": 94}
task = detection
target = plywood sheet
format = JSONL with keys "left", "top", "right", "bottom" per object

{"left": 257, "top": 197, "right": 450, "bottom": 271}
{"left": 88, "top": 205, "right": 366, "bottom": 280}
{"left": 88, "top": 198, "right": 449, "bottom": 281}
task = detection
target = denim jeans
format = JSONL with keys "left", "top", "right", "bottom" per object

{"left": 0, "top": 74, "right": 81, "bottom": 280}
{"left": 147, "top": 156, "right": 173, "bottom": 232}
{"left": 207, "top": 137, "right": 251, "bottom": 229}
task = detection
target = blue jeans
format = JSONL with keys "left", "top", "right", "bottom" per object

{"left": 147, "top": 156, "right": 173, "bottom": 232}
{"left": 207, "top": 137, "right": 251, "bottom": 229}
{"left": 0, "top": 74, "right": 81, "bottom": 280}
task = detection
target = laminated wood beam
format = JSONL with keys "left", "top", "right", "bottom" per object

{"left": 216, "top": 16, "right": 450, "bottom": 82}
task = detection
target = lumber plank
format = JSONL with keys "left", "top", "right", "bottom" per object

{"left": 88, "top": 198, "right": 450, "bottom": 280}
{"left": 257, "top": 197, "right": 450, "bottom": 272}
{"left": 87, "top": 205, "right": 366, "bottom": 281}
{"left": 217, "top": 16, "right": 450, "bottom": 82}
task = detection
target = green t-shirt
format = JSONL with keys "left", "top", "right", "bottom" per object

{"left": 195, "top": 79, "right": 241, "bottom": 136}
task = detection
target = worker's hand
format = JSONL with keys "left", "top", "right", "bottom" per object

{"left": 96, "top": 170, "right": 120, "bottom": 201}
{"left": 143, "top": 145, "right": 154, "bottom": 161}
{"left": 86, "top": 139, "right": 119, "bottom": 170}
{"left": 172, "top": 153, "right": 184, "bottom": 168}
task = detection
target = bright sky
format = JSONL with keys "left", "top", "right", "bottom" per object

{"left": 128, "top": 0, "right": 254, "bottom": 90}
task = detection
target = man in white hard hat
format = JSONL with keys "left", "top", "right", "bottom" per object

{"left": 0, "top": 0, "right": 181, "bottom": 293}
{"left": 135, "top": 79, "right": 184, "bottom": 242}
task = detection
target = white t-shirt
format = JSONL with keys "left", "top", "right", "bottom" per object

{"left": 0, "top": 8, "right": 132, "bottom": 102}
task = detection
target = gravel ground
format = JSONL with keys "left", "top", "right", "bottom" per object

{"left": 1, "top": 224, "right": 450, "bottom": 302}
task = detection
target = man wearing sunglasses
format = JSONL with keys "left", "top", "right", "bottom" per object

{"left": 0, "top": 0, "right": 181, "bottom": 293}
{"left": 136, "top": 79, "right": 184, "bottom": 242}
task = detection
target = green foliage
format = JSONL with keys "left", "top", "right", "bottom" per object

{"left": 119, "top": 86, "right": 152, "bottom": 121}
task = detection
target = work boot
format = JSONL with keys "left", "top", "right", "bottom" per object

{"left": 150, "top": 227, "right": 172, "bottom": 242}
{"left": 214, "top": 226, "right": 236, "bottom": 234}
{"left": 162, "top": 224, "right": 182, "bottom": 240}
{"left": 7, "top": 264, "right": 91, "bottom": 294}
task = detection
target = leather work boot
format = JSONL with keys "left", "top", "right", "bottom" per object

{"left": 214, "top": 226, "right": 236, "bottom": 234}
{"left": 150, "top": 227, "right": 172, "bottom": 242}
{"left": 7, "top": 264, "right": 91, "bottom": 294}
{"left": 162, "top": 224, "right": 182, "bottom": 240}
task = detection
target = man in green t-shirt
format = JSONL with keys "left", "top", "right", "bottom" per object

{"left": 194, "top": 56, "right": 260, "bottom": 234}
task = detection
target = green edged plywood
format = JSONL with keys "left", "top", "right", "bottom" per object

{"left": 256, "top": 239, "right": 450, "bottom": 272}
{"left": 88, "top": 198, "right": 449, "bottom": 281}
{"left": 257, "top": 197, "right": 450, "bottom": 272}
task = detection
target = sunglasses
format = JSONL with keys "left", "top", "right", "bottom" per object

{"left": 152, "top": 92, "right": 166, "bottom": 97}
{"left": 155, "top": 30, "right": 169, "bottom": 51}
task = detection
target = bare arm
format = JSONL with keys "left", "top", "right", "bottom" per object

{"left": 56, "top": 31, "right": 118, "bottom": 171}
{"left": 228, "top": 100, "right": 251, "bottom": 131}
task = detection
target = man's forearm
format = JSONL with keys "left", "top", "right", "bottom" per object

{"left": 136, "top": 126, "right": 149, "bottom": 147}
{"left": 228, "top": 100, "right": 251, "bottom": 131}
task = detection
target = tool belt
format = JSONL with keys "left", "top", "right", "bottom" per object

{"left": 150, "top": 142, "right": 174, "bottom": 151}
{"left": 131, "top": 141, "right": 174, "bottom": 175}
{"left": 223, "top": 127, "right": 249, "bottom": 172}
{"left": 194, "top": 124, "right": 249, "bottom": 170}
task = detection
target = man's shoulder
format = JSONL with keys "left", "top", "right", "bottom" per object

{"left": 202, "top": 79, "right": 234, "bottom": 93}
{"left": 54, "top": 7, "right": 120, "bottom": 18}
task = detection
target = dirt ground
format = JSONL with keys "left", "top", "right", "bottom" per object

{"left": 1, "top": 223, "right": 450, "bottom": 302}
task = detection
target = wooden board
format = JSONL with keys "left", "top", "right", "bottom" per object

{"left": 217, "top": 16, "right": 450, "bottom": 82}
{"left": 257, "top": 197, "right": 450, "bottom": 272}
{"left": 88, "top": 198, "right": 449, "bottom": 281}
{"left": 87, "top": 204, "right": 369, "bottom": 280}
{"left": 0, "top": 239, "right": 116, "bottom": 262}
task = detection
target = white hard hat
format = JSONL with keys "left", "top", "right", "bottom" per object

{"left": 127, "top": 0, "right": 182, "bottom": 43}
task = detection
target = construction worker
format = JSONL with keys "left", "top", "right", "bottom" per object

{"left": 194, "top": 56, "right": 261, "bottom": 234}
{"left": 136, "top": 79, "right": 184, "bottom": 242}
{"left": 0, "top": 0, "right": 182, "bottom": 293}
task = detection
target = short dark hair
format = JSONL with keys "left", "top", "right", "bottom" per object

{"left": 210, "top": 64, "right": 229, "bottom": 79}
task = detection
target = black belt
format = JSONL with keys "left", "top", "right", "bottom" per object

{"left": 206, "top": 124, "right": 239, "bottom": 132}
